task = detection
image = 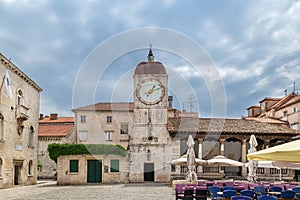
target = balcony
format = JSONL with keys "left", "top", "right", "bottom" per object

{"left": 16, "top": 105, "right": 29, "bottom": 120}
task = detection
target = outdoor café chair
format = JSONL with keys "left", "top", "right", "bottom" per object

{"left": 293, "top": 186, "right": 300, "bottom": 199}
{"left": 240, "top": 189, "right": 255, "bottom": 198}
{"left": 223, "top": 186, "right": 236, "bottom": 191}
{"left": 223, "top": 189, "right": 237, "bottom": 200}
{"left": 208, "top": 186, "right": 222, "bottom": 200}
{"left": 257, "top": 195, "right": 277, "bottom": 200}
{"left": 231, "top": 196, "right": 252, "bottom": 200}
{"left": 254, "top": 186, "right": 266, "bottom": 196}
{"left": 194, "top": 186, "right": 207, "bottom": 200}
{"left": 278, "top": 190, "right": 295, "bottom": 200}
{"left": 269, "top": 186, "right": 282, "bottom": 193}
{"left": 175, "top": 184, "right": 185, "bottom": 200}
{"left": 179, "top": 186, "right": 194, "bottom": 200}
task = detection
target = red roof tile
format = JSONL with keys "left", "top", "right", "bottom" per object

{"left": 39, "top": 124, "right": 74, "bottom": 137}
{"left": 243, "top": 117, "right": 288, "bottom": 124}
{"left": 39, "top": 117, "right": 74, "bottom": 123}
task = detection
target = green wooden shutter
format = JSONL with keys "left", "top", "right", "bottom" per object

{"left": 110, "top": 160, "right": 119, "bottom": 172}
{"left": 70, "top": 160, "right": 78, "bottom": 172}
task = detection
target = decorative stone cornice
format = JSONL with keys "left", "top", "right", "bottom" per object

{"left": 0, "top": 53, "right": 42, "bottom": 92}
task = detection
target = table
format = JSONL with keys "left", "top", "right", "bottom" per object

{"left": 267, "top": 191, "right": 281, "bottom": 197}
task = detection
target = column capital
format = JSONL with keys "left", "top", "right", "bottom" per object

{"left": 197, "top": 138, "right": 204, "bottom": 144}
{"left": 219, "top": 138, "right": 226, "bottom": 144}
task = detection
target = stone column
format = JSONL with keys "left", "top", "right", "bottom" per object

{"left": 264, "top": 140, "right": 270, "bottom": 149}
{"left": 219, "top": 138, "right": 226, "bottom": 156}
{"left": 241, "top": 139, "right": 247, "bottom": 177}
{"left": 219, "top": 138, "right": 226, "bottom": 174}
{"left": 197, "top": 138, "right": 203, "bottom": 173}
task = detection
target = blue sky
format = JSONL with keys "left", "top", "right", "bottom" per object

{"left": 1, "top": 0, "right": 300, "bottom": 118}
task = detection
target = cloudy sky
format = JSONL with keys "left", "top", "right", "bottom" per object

{"left": 1, "top": 0, "right": 300, "bottom": 118}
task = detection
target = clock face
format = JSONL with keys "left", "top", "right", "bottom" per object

{"left": 137, "top": 80, "right": 165, "bottom": 105}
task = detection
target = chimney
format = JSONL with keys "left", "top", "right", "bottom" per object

{"left": 39, "top": 114, "right": 44, "bottom": 120}
{"left": 168, "top": 96, "right": 173, "bottom": 108}
{"left": 50, "top": 113, "right": 58, "bottom": 120}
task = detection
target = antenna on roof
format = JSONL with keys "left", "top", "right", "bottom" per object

{"left": 289, "top": 82, "right": 296, "bottom": 93}
{"left": 289, "top": 81, "right": 300, "bottom": 94}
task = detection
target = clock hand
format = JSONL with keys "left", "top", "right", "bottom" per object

{"left": 145, "top": 85, "right": 156, "bottom": 96}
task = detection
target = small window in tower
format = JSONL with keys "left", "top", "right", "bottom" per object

{"left": 107, "top": 116, "right": 112, "bottom": 123}
{"left": 293, "top": 107, "right": 297, "bottom": 113}
{"left": 28, "top": 160, "right": 33, "bottom": 175}
{"left": 120, "top": 123, "right": 128, "bottom": 134}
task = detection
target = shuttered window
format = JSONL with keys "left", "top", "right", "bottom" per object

{"left": 110, "top": 160, "right": 119, "bottom": 172}
{"left": 70, "top": 160, "right": 79, "bottom": 173}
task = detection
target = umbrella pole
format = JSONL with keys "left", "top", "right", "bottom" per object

{"left": 280, "top": 168, "right": 282, "bottom": 182}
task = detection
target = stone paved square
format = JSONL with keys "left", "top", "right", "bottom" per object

{"left": 0, "top": 181, "right": 175, "bottom": 200}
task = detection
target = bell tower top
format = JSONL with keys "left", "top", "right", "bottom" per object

{"left": 147, "top": 44, "right": 154, "bottom": 62}
{"left": 134, "top": 46, "right": 167, "bottom": 75}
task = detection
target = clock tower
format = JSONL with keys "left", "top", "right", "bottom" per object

{"left": 129, "top": 47, "right": 172, "bottom": 182}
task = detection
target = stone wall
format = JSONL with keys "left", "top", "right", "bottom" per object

{"left": 57, "top": 154, "right": 127, "bottom": 185}
{"left": 0, "top": 54, "right": 41, "bottom": 189}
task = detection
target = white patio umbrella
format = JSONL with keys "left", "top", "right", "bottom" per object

{"left": 171, "top": 154, "right": 207, "bottom": 165}
{"left": 248, "top": 134, "right": 258, "bottom": 182}
{"left": 207, "top": 155, "right": 244, "bottom": 166}
{"left": 186, "top": 135, "right": 198, "bottom": 182}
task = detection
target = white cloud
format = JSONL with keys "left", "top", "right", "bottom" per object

{"left": 173, "top": 65, "right": 200, "bottom": 78}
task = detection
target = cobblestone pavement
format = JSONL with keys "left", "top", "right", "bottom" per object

{"left": 0, "top": 181, "right": 175, "bottom": 200}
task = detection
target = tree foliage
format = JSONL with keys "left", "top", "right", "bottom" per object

{"left": 48, "top": 143, "right": 126, "bottom": 163}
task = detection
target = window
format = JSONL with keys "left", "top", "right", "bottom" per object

{"left": 80, "top": 115, "right": 86, "bottom": 123}
{"left": 107, "top": 116, "right": 112, "bottom": 123}
{"left": 120, "top": 123, "right": 128, "bottom": 134}
{"left": 0, "top": 158, "right": 2, "bottom": 177}
{"left": 28, "top": 126, "right": 34, "bottom": 148}
{"left": 28, "top": 160, "right": 33, "bottom": 175}
{"left": 294, "top": 107, "right": 297, "bottom": 113}
{"left": 69, "top": 160, "right": 79, "bottom": 173}
{"left": 79, "top": 131, "right": 88, "bottom": 142}
{"left": 283, "top": 110, "right": 287, "bottom": 116}
{"left": 17, "top": 90, "right": 23, "bottom": 105}
{"left": 0, "top": 114, "right": 3, "bottom": 141}
{"left": 106, "top": 131, "right": 113, "bottom": 141}
{"left": 110, "top": 160, "right": 119, "bottom": 172}
{"left": 171, "top": 165, "right": 176, "bottom": 172}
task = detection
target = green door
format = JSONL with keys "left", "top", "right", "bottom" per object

{"left": 87, "top": 160, "right": 102, "bottom": 183}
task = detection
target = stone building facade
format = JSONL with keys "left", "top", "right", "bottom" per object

{"left": 57, "top": 154, "right": 127, "bottom": 185}
{"left": 68, "top": 49, "right": 299, "bottom": 184}
{"left": 247, "top": 92, "right": 300, "bottom": 130}
{"left": 0, "top": 53, "right": 42, "bottom": 189}
{"left": 72, "top": 103, "right": 133, "bottom": 149}
{"left": 38, "top": 113, "right": 75, "bottom": 179}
